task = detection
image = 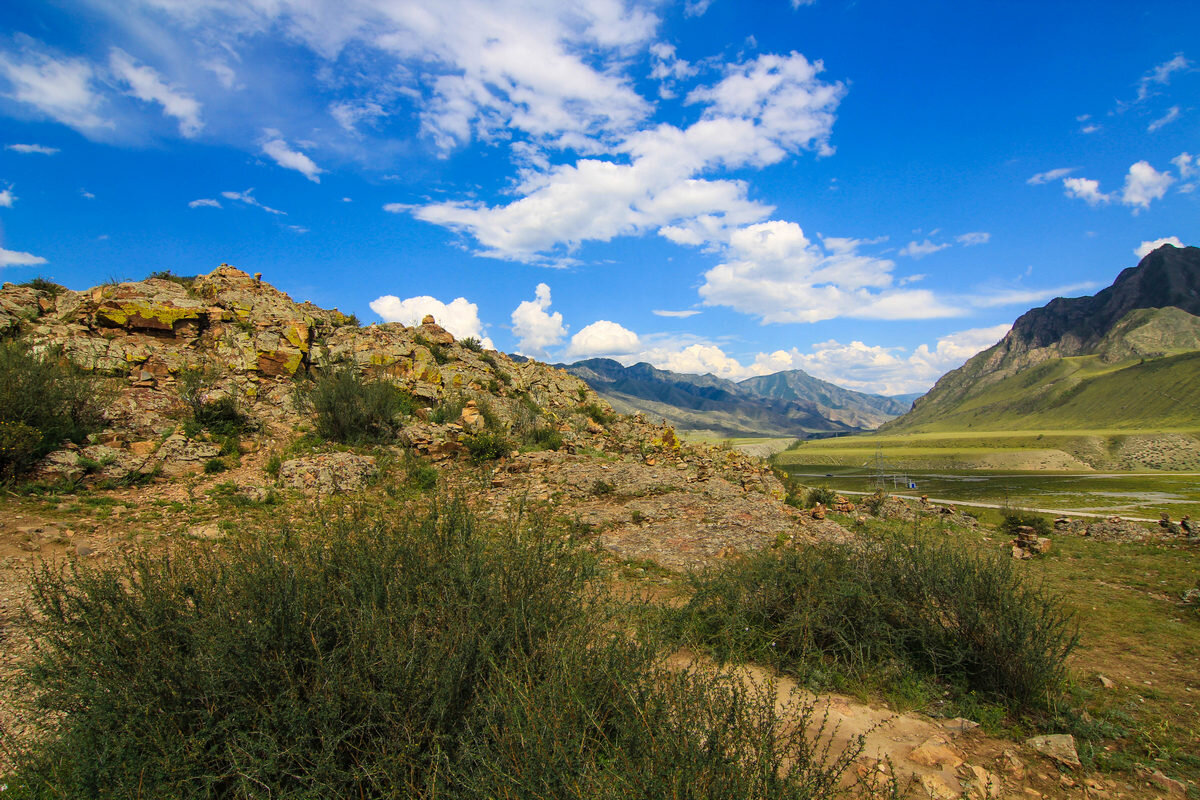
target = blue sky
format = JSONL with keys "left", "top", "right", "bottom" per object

{"left": 0, "top": 0, "right": 1196, "bottom": 394}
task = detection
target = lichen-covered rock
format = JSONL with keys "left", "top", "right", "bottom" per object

{"left": 278, "top": 452, "right": 377, "bottom": 494}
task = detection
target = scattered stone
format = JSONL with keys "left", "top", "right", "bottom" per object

{"left": 959, "top": 764, "right": 1001, "bottom": 800}
{"left": 908, "top": 737, "right": 963, "bottom": 768}
{"left": 1098, "top": 674, "right": 1116, "bottom": 689}
{"left": 811, "top": 503, "right": 826, "bottom": 520}
{"left": 999, "top": 750, "right": 1026, "bottom": 781}
{"left": 1025, "top": 734, "right": 1081, "bottom": 768}
{"left": 918, "top": 774, "right": 959, "bottom": 800}
{"left": 1141, "top": 768, "right": 1186, "bottom": 797}
{"left": 186, "top": 523, "right": 222, "bottom": 539}
{"left": 941, "top": 717, "right": 981, "bottom": 737}
{"left": 74, "top": 544, "right": 96, "bottom": 557}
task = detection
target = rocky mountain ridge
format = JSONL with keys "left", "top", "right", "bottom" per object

{"left": 562, "top": 358, "right": 909, "bottom": 438}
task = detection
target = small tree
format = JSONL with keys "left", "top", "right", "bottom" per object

{"left": 0, "top": 339, "right": 108, "bottom": 477}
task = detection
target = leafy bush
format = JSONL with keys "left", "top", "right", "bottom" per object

{"left": 177, "top": 368, "right": 254, "bottom": 438}
{"left": 804, "top": 486, "right": 837, "bottom": 508}
{"left": 18, "top": 277, "right": 66, "bottom": 297}
{"left": 297, "top": 365, "right": 415, "bottom": 445}
{"left": 463, "top": 430, "right": 514, "bottom": 464}
{"left": 146, "top": 270, "right": 197, "bottom": 289}
{"left": 676, "top": 530, "right": 1079, "bottom": 709}
{"left": 414, "top": 334, "right": 450, "bottom": 365}
{"left": 582, "top": 402, "right": 614, "bottom": 425}
{"left": 0, "top": 339, "right": 108, "bottom": 478}
{"left": 458, "top": 336, "right": 483, "bottom": 352}
{"left": 999, "top": 509, "right": 1052, "bottom": 538}
{"left": 431, "top": 394, "right": 466, "bottom": 425}
{"left": 8, "top": 501, "right": 863, "bottom": 799}
{"left": 203, "top": 457, "right": 227, "bottom": 474}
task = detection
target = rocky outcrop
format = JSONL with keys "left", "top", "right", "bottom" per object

{"left": 1, "top": 266, "right": 610, "bottom": 463}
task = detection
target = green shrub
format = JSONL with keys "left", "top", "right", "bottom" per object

{"left": 297, "top": 365, "right": 415, "bottom": 444}
{"left": 463, "top": 431, "right": 514, "bottom": 464}
{"left": 582, "top": 402, "right": 614, "bottom": 425}
{"left": 458, "top": 336, "right": 483, "bottom": 352}
{"left": 146, "top": 270, "right": 197, "bottom": 289}
{"left": 0, "top": 339, "right": 109, "bottom": 478}
{"left": 431, "top": 394, "right": 466, "bottom": 424}
{"left": 203, "top": 458, "right": 227, "bottom": 474}
{"left": 18, "top": 276, "right": 66, "bottom": 297}
{"left": 177, "top": 368, "right": 254, "bottom": 438}
{"left": 676, "top": 530, "right": 1079, "bottom": 710}
{"left": 804, "top": 486, "right": 837, "bottom": 508}
{"left": 591, "top": 480, "right": 615, "bottom": 496}
{"left": 414, "top": 334, "right": 450, "bottom": 365}
{"left": 265, "top": 454, "right": 282, "bottom": 478}
{"left": 8, "top": 501, "right": 862, "bottom": 798}
{"left": 999, "top": 509, "right": 1052, "bottom": 538}
{"left": 406, "top": 459, "right": 438, "bottom": 492}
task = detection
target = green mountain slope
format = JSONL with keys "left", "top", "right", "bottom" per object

{"left": 885, "top": 244, "right": 1200, "bottom": 434}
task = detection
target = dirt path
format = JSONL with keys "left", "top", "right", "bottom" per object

{"left": 664, "top": 651, "right": 1133, "bottom": 800}
{"left": 836, "top": 490, "right": 1160, "bottom": 522}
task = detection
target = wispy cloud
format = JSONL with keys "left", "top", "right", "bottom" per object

{"left": 956, "top": 232, "right": 990, "bottom": 246}
{"left": 899, "top": 239, "right": 949, "bottom": 259}
{"left": 261, "top": 131, "right": 324, "bottom": 183}
{"left": 1027, "top": 167, "right": 1076, "bottom": 185}
{"left": 188, "top": 198, "right": 222, "bottom": 208}
{"left": 652, "top": 309, "right": 701, "bottom": 318}
{"left": 221, "top": 188, "right": 286, "bottom": 215}
{"left": 5, "top": 143, "right": 59, "bottom": 155}
{"left": 1148, "top": 105, "right": 1181, "bottom": 132}
{"left": 109, "top": 48, "right": 203, "bottom": 137}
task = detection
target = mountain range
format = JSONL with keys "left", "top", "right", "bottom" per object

{"left": 882, "top": 243, "right": 1200, "bottom": 433}
{"left": 560, "top": 358, "right": 913, "bottom": 438}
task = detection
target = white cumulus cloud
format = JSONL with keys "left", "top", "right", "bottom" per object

{"left": 697, "top": 220, "right": 960, "bottom": 324}
{"left": 1134, "top": 236, "right": 1184, "bottom": 258}
{"left": 567, "top": 320, "right": 640, "bottom": 358}
{"left": 369, "top": 294, "right": 493, "bottom": 347}
{"left": 1062, "top": 176, "right": 1112, "bottom": 206}
{"left": 511, "top": 283, "right": 567, "bottom": 358}
{"left": 413, "top": 51, "right": 843, "bottom": 262}
{"left": 0, "top": 247, "right": 48, "bottom": 267}
{"left": 0, "top": 187, "right": 15, "bottom": 208}
{"left": 1121, "top": 160, "right": 1174, "bottom": 211}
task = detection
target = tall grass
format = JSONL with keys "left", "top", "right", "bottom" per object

{"left": 675, "top": 529, "right": 1079, "bottom": 710}
{"left": 8, "top": 500, "right": 863, "bottom": 799}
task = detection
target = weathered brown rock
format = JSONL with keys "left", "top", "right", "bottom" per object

{"left": 1025, "top": 734, "right": 1081, "bottom": 768}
